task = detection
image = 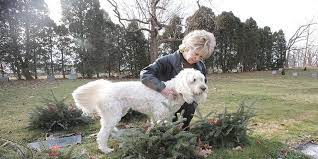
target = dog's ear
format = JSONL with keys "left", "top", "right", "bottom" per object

{"left": 174, "top": 70, "right": 195, "bottom": 104}
{"left": 182, "top": 93, "right": 195, "bottom": 104}
{"left": 175, "top": 70, "right": 190, "bottom": 93}
{"left": 187, "top": 74, "right": 195, "bottom": 83}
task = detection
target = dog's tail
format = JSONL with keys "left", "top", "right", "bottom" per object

{"left": 72, "top": 79, "right": 111, "bottom": 116}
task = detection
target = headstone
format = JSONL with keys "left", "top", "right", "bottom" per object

{"left": 47, "top": 75, "right": 55, "bottom": 81}
{"left": 281, "top": 69, "right": 286, "bottom": 75}
{"left": 0, "top": 76, "right": 9, "bottom": 82}
{"left": 312, "top": 73, "right": 317, "bottom": 78}
{"left": 70, "top": 67, "right": 76, "bottom": 74}
{"left": 292, "top": 72, "right": 298, "bottom": 77}
{"left": 296, "top": 142, "right": 318, "bottom": 159}
{"left": 67, "top": 68, "right": 77, "bottom": 80}
{"left": 67, "top": 73, "right": 77, "bottom": 80}
{"left": 272, "top": 70, "right": 277, "bottom": 75}
{"left": 27, "top": 134, "right": 81, "bottom": 151}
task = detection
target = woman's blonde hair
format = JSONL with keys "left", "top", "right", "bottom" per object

{"left": 179, "top": 30, "right": 216, "bottom": 59}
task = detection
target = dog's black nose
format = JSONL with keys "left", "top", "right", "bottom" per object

{"left": 201, "top": 86, "right": 206, "bottom": 91}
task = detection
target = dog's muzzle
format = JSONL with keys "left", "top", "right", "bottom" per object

{"left": 195, "top": 85, "right": 207, "bottom": 95}
{"left": 200, "top": 86, "right": 207, "bottom": 91}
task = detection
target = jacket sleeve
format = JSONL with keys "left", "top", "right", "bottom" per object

{"left": 140, "top": 57, "right": 167, "bottom": 92}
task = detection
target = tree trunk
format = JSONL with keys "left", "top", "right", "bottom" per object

{"left": 149, "top": 0, "right": 159, "bottom": 63}
{"left": 80, "top": 54, "right": 85, "bottom": 78}
{"left": 21, "top": 67, "right": 33, "bottom": 80}
{"left": 0, "top": 64, "right": 4, "bottom": 77}
{"left": 149, "top": 31, "right": 159, "bottom": 63}
{"left": 33, "top": 49, "right": 38, "bottom": 79}
{"left": 44, "top": 59, "right": 50, "bottom": 75}
{"left": 118, "top": 60, "right": 121, "bottom": 75}
{"left": 303, "top": 27, "right": 310, "bottom": 67}
{"left": 103, "top": 57, "right": 109, "bottom": 77}
{"left": 11, "top": 61, "right": 22, "bottom": 80}
{"left": 108, "top": 59, "right": 111, "bottom": 77}
{"left": 18, "top": 56, "right": 33, "bottom": 80}
{"left": 61, "top": 49, "right": 65, "bottom": 79}
{"left": 49, "top": 37, "right": 54, "bottom": 76}
{"left": 24, "top": 10, "right": 33, "bottom": 80}
{"left": 8, "top": 17, "right": 25, "bottom": 80}
{"left": 285, "top": 50, "right": 290, "bottom": 68}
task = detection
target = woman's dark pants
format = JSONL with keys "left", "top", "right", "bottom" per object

{"left": 172, "top": 102, "right": 197, "bottom": 131}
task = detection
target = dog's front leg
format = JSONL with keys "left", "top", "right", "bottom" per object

{"left": 97, "top": 106, "right": 123, "bottom": 154}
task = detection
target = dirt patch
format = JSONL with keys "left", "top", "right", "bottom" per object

{"left": 250, "top": 122, "right": 285, "bottom": 138}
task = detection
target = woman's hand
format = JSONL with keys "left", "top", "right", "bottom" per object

{"left": 161, "top": 88, "right": 177, "bottom": 99}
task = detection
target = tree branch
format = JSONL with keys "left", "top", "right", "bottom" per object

{"left": 158, "top": 38, "right": 182, "bottom": 44}
{"left": 287, "top": 23, "right": 317, "bottom": 50}
{"left": 107, "top": 0, "right": 149, "bottom": 27}
{"left": 139, "top": 28, "right": 151, "bottom": 32}
{"left": 197, "top": 0, "right": 201, "bottom": 8}
{"left": 135, "top": 0, "right": 148, "bottom": 20}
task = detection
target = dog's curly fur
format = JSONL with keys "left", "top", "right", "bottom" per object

{"left": 72, "top": 68, "right": 208, "bottom": 153}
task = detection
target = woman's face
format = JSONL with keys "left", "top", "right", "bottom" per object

{"left": 183, "top": 49, "right": 204, "bottom": 64}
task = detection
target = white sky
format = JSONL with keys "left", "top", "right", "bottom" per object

{"left": 45, "top": 0, "right": 318, "bottom": 43}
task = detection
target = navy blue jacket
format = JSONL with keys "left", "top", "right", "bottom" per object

{"left": 140, "top": 50, "right": 207, "bottom": 92}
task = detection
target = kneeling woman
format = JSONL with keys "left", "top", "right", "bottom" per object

{"left": 140, "top": 30, "right": 216, "bottom": 130}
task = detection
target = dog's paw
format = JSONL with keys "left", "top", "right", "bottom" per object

{"left": 100, "top": 147, "right": 114, "bottom": 154}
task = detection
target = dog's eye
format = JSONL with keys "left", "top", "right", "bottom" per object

{"left": 193, "top": 78, "right": 196, "bottom": 82}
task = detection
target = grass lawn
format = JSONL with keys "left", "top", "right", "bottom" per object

{"left": 0, "top": 70, "right": 317, "bottom": 158}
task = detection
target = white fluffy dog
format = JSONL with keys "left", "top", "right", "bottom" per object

{"left": 72, "top": 68, "right": 208, "bottom": 154}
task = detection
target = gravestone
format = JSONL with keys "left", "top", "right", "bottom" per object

{"left": 292, "top": 72, "right": 298, "bottom": 77}
{"left": 27, "top": 134, "right": 81, "bottom": 151}
{"left": 67, "top": 68, "right": 77, "bottom": 80}
{"left": 0, "top": 76, "right": 9, "bottom": 82}
{"left": 47, "top": 75, "right": 55, "bottom": 81}
{"left": 296, "top": 142, "right": 318, "bottom": 159}
{"left": 272, "top": 70, "right": 277, "bottom": 75}
{"left": 67, "top": 73, "right": 77, "bottom": 80}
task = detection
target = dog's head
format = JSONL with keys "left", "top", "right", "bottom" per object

{"left": 174, "top": 68, "right": 208, "bottom": 104}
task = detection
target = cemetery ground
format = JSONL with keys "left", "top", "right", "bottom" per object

{"left": 0, "top": 70, "right": 317, "bottom": 158}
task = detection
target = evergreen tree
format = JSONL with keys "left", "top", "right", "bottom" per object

{"left": 0, "top": 0, "right": 54, "bottom": 80}
{"left": 272, "top": 30, "right": 286, "bottom": 69}
{"left": 100, "top": 13, "right": 118, "bottom": 77}
{"left": 114, "top": 25, "right": 127, "bottom": 74}
{"left": 257, "top": 26, "right": 273, "bottom": 70}
{"left": 55, "top": 25, "right": 72, "bottom": 78}
{"left": 241, "top": 18, "right": 260, "bottom": 71}
{"left": 215, "top": 11, "right": 241, "bottom": 72}
{"left": 40, "top": 18, "right": 56, "bottom": 77}
{"left": 185, "top": 6, "right": 216, "bottom": 34}
{"left": 161, "top": 15, "right": 184, "bottom": 53}
{"left": 61, "top": 0, "right": 103, "bottom": 78}
{"left": 235, "top": 21, "right": 246, "bottom": 72}
{"left": 85, "top": 1, "right": 106, "bottom": 78}
{"left": 125, "top": 22, "right": 149, "bottom": 77}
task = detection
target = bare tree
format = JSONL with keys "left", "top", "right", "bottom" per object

{"left": 313, "top": 47, "right": 318, "bottom": 66}
{"left": 107, "top": 0, "right": 183, "bottom": 62}
{"left": 285, "top": 22, "right": 317, "bottom": 67}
